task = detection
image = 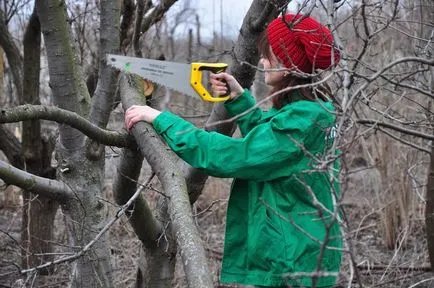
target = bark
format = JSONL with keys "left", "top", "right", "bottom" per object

{"left": 135, "top": 217, "right": 176, "bottom": 288}
{"left": 112, "top": 148, "right": 176, "bottom": 288}
{"left": 120, "top": 0, "right": 135, "bottom": 52}
{"left": 22, "top": 8, "right": 42, "bottom": 174}
{"left": 140, "top": 0, "right": 178, "bottom": 34}
{"left": 426, "top": 126, "right": 434, "bottom": 268}
{"left": 36, "top": 0, "right": 91, "bottom": 149}
{"left": 36, "top": 1, "right": 113, "bottom": 287}
{"left": 0, "top": 160, "right": 73, "bottom": 202}
{"left": 421, "top": 0, "right": 434, "bottom": 270}
{"left": 133, "top": 0, "right": 153, "bottom": 57}
{"left": 0, "top": 9, "right": 23, "bottom": 104}
{"left": 0, "top": 125, "right": 23, "bottom": 169}
{"left": 425, "top": 59, "right": 434, "bottom": 268}
{"left": 89, "top": 0, "right": 120, "bottom": 128}
{"left": 87, "top": 0, "right": 120, "bottom": 159}
{"left": 0, "top": 105, "right": 134, "bottom": 148}
{"left": 21, "top": 6, "right": 58, "bottom": 274}
{"left": 112, "top": 148, "right": 162, "bottom": 247}
{"left": 120, "top": 74, "right": 213, "bottom": 288}
{"left": 0, "top": 47, "right": 4, "bottom": 102}
{"left": 184, "top": 0, "right": 283, "bottom": 202}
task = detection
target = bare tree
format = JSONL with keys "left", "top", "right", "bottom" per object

{"left": 1, "top": 0, "right": 433, "bottom": 287}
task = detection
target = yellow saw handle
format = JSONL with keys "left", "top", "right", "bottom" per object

{"left": 190, "top": 63, "right": 230, "bottom": 102}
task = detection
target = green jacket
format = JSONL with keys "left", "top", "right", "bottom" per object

{"left": 153, "top": 89, "right": 342, "bottom": 287}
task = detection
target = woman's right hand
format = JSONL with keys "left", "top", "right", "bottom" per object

{"left": 209, "top": 72, "right": 244, "bottom": 100}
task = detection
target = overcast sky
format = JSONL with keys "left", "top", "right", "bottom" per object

{"left": 167, "top": 0, "right": 300, "bottom": 40}
{"left": 193, "top": 0, "right": 252, "bottom": 38}
{"left": 164, "top": 0, "right": 253, "bottom": 40}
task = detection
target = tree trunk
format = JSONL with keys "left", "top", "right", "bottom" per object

{"left": 36, "top": 1, "right": 113, "bottom": 287}
{"left": 0, "top": 9, "right": 23, "bottom": 104}
{"left": 0, "top": 126, "right": 23, "bottom": 169}
{"left": 20, "top": 6, "right": 59, "bottom": 275}
{"left": 421, "top": 0, "right": 434, "bottom": 271}
{"left": 135, "top": 212, "right": 176, "bottom": 288}
{"left": 424, "top": 65, "right": 434, "bottom": 268}
{"left": 89, "top": 0, "right": 120, "bottom": 128}
{"left": 426, "top": 126, "right": 434, "bottom": 268}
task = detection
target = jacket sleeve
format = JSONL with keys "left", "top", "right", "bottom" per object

{"left": 224, "top": 89, "right": 264, "bottom": 136}
{"left": 153, "top": 105, "right": 320, "bottom": 182}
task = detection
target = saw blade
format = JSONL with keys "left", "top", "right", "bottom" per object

{"left": 107, "top": 54, "right": 200, "bottom": 99}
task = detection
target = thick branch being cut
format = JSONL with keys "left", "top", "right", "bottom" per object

{"left": 119, "top": 74, "right": 213, "bottom": 288}
{"left": 0, "top": 105, "right": 134, "bottom": 147}
{"left": 0, "top": 160, "right": 73, "bottom": 203}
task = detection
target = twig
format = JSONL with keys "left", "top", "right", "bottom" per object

{"left": 357, "top": 264, "right": 431, "bottom": 272}
{"left": 193, "top": 199, "right": 225, "bottom": 218}
{"left": 281, "top": 271, "right": 339, "bottom": 279}
{"left": 0, "top": 105, "right": 134, "bottom": 148}
{"left": 376, "top": 126, "right": 431, "bottom": 154}
{"left": 408, "top": 277, "right": 434, "bottom": 288}
{"left": 19, "top": 172, "right": 156, "bottom": 275}
{"left": 357, "top": 119, "right": 434, "bottom": 141}
{"left": 371, "top": 271, "right": 426, "bottom": 287}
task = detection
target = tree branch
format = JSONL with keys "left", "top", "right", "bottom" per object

{"left": 89, "top": 0, "right": 120, "bottom": 128}
{"left": 357, "top": 119, "right": 434, "bottom": 141}
{"left": 36, "top": 0, "right": 91, "bottom": 150}
{"left": 133, "top": 0, "right": 153, "bottom": 57}
{"left": 0, "top": 105, "right": 134, "bottom": 147}
{"left": 140, "top": 0, "right": 177, "bottom": 34}
{"left": 346, "top": 57, "right": 434, "bottom": 109}
{"left": 0, "top": 160, "right": 73, "bottom": 203}
{"left": 112, "top": 148, "right": 163, "bottom": 248}
{"left": 0, "top": 9, "right": 23, "bottom": 104}
{"left": 120, "top": 0, "right": 135, "bottom": 52}
{"left": 18, "top": 172, "right": 155, "bottom": 276}
{"left": 0, "top": 125, "right": 23, "bottom": 169}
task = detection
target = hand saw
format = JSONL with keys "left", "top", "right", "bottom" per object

{"left": 107, "top": 54, "right": 230, "bottom": 102}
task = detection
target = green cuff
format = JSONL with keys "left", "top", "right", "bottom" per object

{"left": 224, "top": 89, "right": 256, "bottom": 117}
{"left": 153, "top": 111, "right": 180, "bottom": 134}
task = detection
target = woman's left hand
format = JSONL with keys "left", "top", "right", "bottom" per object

{"left": 124, "top": 105, "right": 161, "bottom": 131}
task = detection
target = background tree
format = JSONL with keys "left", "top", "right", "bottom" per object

{"left": 0, "top": 0, "right": 434, "bottom": 287}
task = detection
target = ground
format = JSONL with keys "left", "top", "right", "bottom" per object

{"left": 0, "top": 105, "right": 433, "bottom": 287}
{"left": 1, "top": 169, "right": 433, "bottom": 287}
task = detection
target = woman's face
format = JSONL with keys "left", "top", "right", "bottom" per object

{"left": 260, "top": 48, "right": 286, "bottom": 87}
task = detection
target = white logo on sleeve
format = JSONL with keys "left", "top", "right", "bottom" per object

{"left": 325, "top": 125, "right": 337, "bottom": 141}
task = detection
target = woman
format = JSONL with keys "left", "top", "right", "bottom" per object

{"left": 125, "top": 13, "right": 342, "bottom": 288}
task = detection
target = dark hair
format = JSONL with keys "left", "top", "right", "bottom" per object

{"left": 257, "top": 31, "right": 332, "bottom": 109}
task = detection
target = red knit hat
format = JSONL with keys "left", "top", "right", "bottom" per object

{"left": 266, "top": 14, "right": 340, "bottom": 73}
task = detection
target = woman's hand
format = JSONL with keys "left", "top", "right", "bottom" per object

{"left": 210, "top": 72, "right": 244, "bottom": 100}
{"left": 124, "top": 105, "right": 161, "bottom": 131}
